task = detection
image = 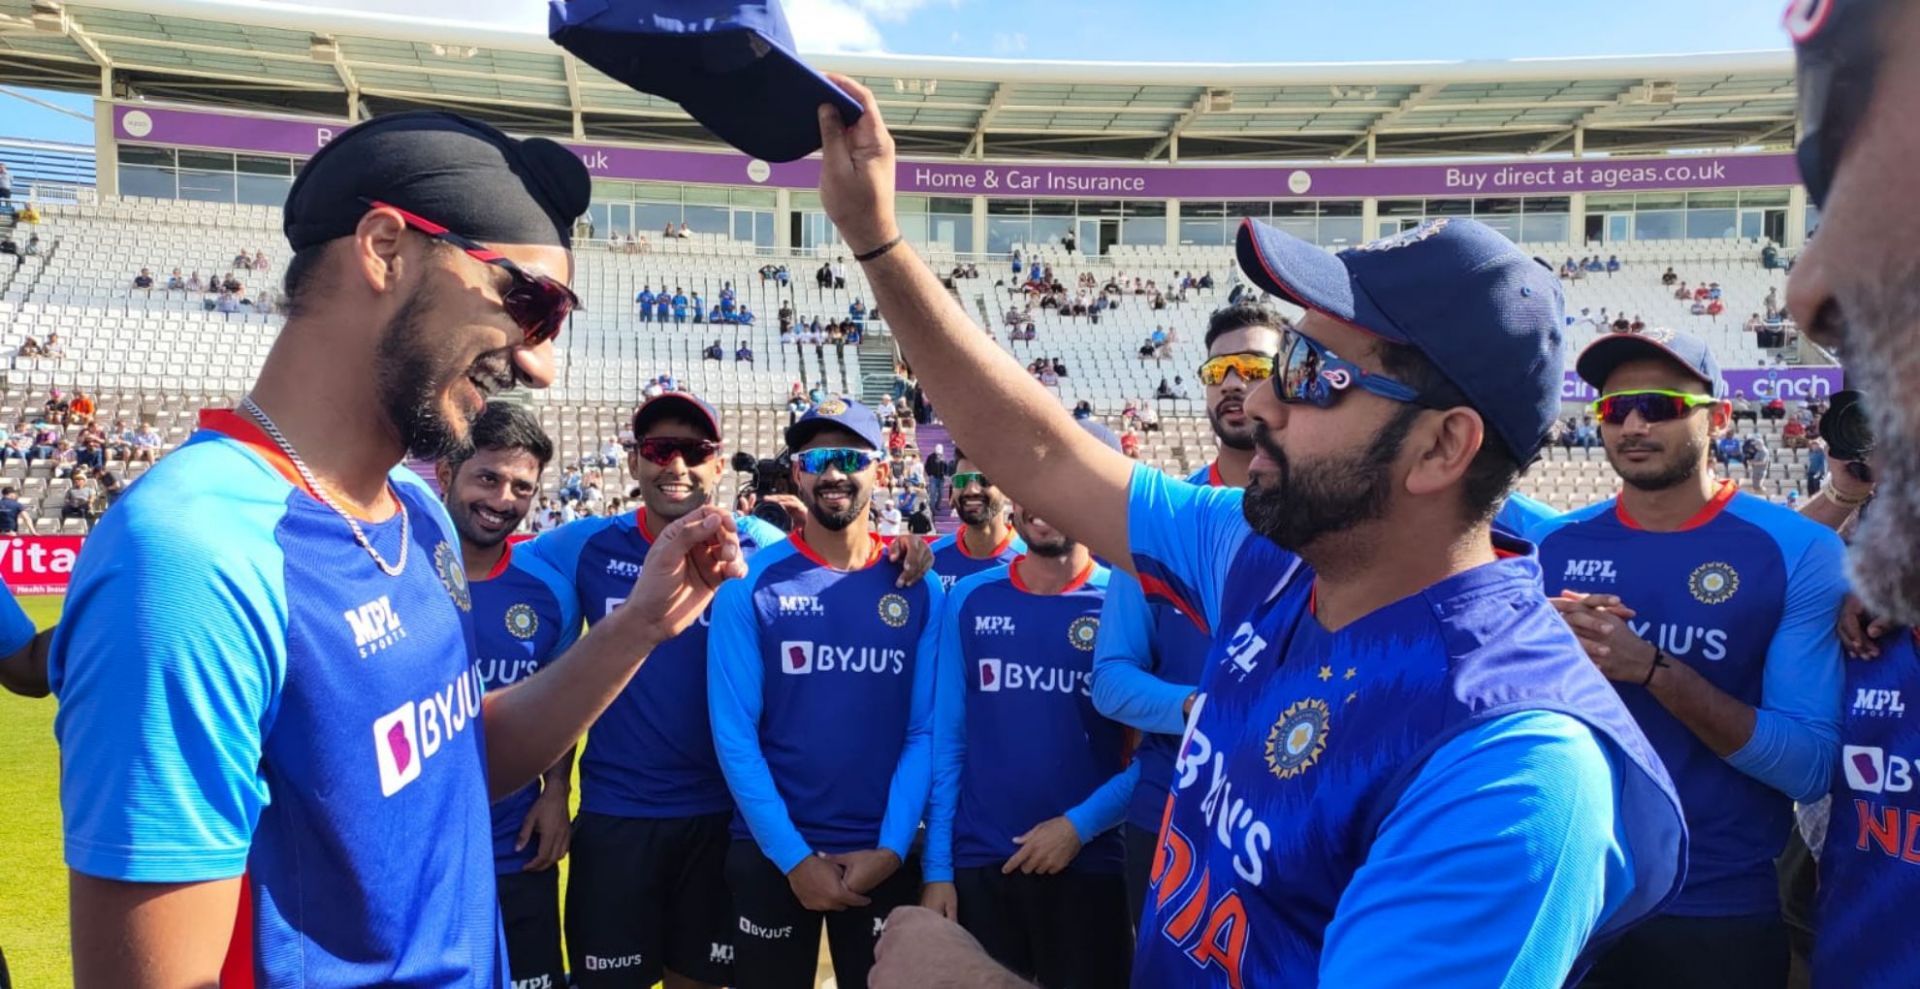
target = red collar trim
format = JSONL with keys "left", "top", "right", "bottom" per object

{"left": 198, "top": 408, "right": 392, "bottom": 522}
{"left": 1206, "top": 461, "right": 1225, "bottom": 487}
{"left": 1008, "top": 554, "right": 1095, "bottom": 595}
{"left": 790, "top": 529, "right": 884, "bottom": 571}
{"left": 957, "top": 526, "right": 1015, "bottom": 560}
{"left": 481, "top": 540, "right": 513, "bottom": 581}
{"left": 1615, "top": 479, "right": 1738, "bottom": 532}
{"left": 635, "top": 506, "right": 661, "bottom": 543}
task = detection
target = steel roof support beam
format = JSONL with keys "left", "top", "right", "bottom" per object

{"left": 963, "top": 83, "right": 1006, "bottom": 159}
{"left": 1335, "top": 81, "right": 1445, "bottom": 159}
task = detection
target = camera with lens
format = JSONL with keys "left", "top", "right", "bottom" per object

{"left": 731, "top": 449, "right": 796, "bottom": 531}
{"left": 1820, "top": 389, "right": 1875, "bottom": 483}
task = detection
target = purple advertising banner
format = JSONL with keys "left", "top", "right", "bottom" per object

{"left": 1560, "top": 366, "right": 1845, "bottom": 404}
{"left": 115, "top": 102, "right": 1803, "bottom": 201}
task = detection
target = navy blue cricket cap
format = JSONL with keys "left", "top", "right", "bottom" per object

{"left": 786, "top": 396, "right": 883, "bottom": 451}
{"left": 632, "top": 391, "right": 723, "bottom": 441}
{"left": 550, "top": 0, "right": 862, "bottom": 164}
{"left": 283, "top": 110, "right": 589, "bottom": 252}
{"left": 1235, "top": 216, "right": 1566, "bottom": 461}
{"left": 1576, "top": 328, "right": 1723, "bottom": 395}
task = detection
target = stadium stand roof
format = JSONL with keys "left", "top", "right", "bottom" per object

{"left": 0, "top": 0, "right": 1797, "bottom": 162}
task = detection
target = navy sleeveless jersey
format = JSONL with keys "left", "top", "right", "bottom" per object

{"left": 926, "top": 560, "right": 1135, "bottom": 878}
{"left": 1816, "top": 630, "right": 1920, "bottom": 989}
{"left": 708, "top": 533, "right": 944, "bottom": 871}
{"left": 518, "top": 509, "right": 784, "bottom": 819}
{"left": 468, "top": 543, "right": 582, "bottom": 874}
{"left": 1125, "top": 467, "right": 1686, "bottom": 987}
{"left": 929, "top": 528, "right": 1024, "bottom": 593}
{"left": 1535, "top": 482, "right": 1847, "bottom": 915}
{"left": 51, "top": 411, "right": 507, "bottom": 987}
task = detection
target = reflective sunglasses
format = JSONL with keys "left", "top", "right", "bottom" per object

{"left": 794, "top": 447, "right": 879, "bottom": 474}
{"left": 361, "top": 198, "right": 580, "bottom": 346}
{"left": 1197, "top": 353, "right": 1276, "bottom": 387}
{"left": 1788, "top": 0, "right": 1881, "bottom": 208}
{"left": 951, "top": 471, "right": 991, "bottom": 490}
{"left": 1590, "top": 389, "right": 1721, "bottom": 425}
{"left": 634, "top": 436, "right": 720, "bottom": 467}
{"left": 1271, "top": 329, "right": 1425, "bottom": 408}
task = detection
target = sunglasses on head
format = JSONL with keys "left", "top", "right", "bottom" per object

{"left": 795, "top": 447, "right": 879, "bottom": 474}
{"left": 1197, "top": 353, "right": 1276, "bottom": 387}
{"left": 633, "top": 436, "right": 720, "bottom": 467}
{"left": 361, "top": 198, "right": 580, "bottom": 347}
{"left": 951, "top": 471, "right": 991, "bottom": 490}
{"left": 1271, "top": 328, "right": 1427, "bottom": 409}
{"left": 1590, "top": 389, "right": 1721, "bottom": 425}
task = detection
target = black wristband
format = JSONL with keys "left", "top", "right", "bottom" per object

{"left": 1641, "top": 650, "right": 1668, "bottom": 688}
{"left": 854, "top": 235, "right": 904, "bottom": 263}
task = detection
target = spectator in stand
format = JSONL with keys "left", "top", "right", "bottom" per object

{"left": 1629, "top": 314, "right": 1646, "bottom": 333}
{"left": 22, "top": 232, "right": 37, "bottom": 256}
{"left": 1762, "top": 395, "right": 1788, "bottom": 421}
{"left": 217, "top": 291, "right": 241, "bottom": 315}
{"left": 1743, "top": 433, "right": 1770, "bottom": 485}
{"left": 0, "top": 485, "right": 34, "bottom": 535}
{"left": 1036, "top": 363, "right": 1059, "bottom": 387}
{"left": 41, "top": 333, "right": 62, "bottom": 360}
{"left": 706, "top": 304, "right": 723, "bottom": 324}
{"left": 1575, "top": 416, "right": 1600, "bottom": 449}
{"left": 133, "top": 268, "right": 154, "bottom": 291}
{"left": 1606, "top": 254, "right": 1621, "bottom": 275}
{"left": 1611, "top": 315, "right": 1632, "bottom": 334}
{"left": 1691, "top": 298, "right": 1709, "bottom": 316}
{"left": 702, "top": 339, "right": 723, "bottom": 362}
{"left": 1745, "top": 313, "right": 1766, "bottom": 340}
{"left": 187, "top": 271, "right": 204, "bottom": 293}
{"left": 735, "top": 340, "right": 754, "bottom": 364}
{"left": 27, "top": 421, "right": 57, "bottom": 465}
{"left": 1675, "top": 281, "right": 1691, "bottom": 300}
{"left": 167, "top": 269, "right": 186, "bottom": 291}
{"left": 1706, "top": 298, "right": 1726, "bottom": 320}
{"left": 0, "top": 234, "right": 20, "bottom": 269}
{"left": 48, "top": 440, "right": 77, "bottom": 479}
{"left": 786, "top": 390, "right": 811, "bottom": 423}
{"left": 1783, "top": 416, "right": 1809, "bottom": 450}
{"left": 831, "top": 257, "right": 847, "bottom": 289}
{"left": 676, "top": 221, "right": 690, "bottom": 238}
{"left": 233, "top": 251, "right": 254, "bottom": 270}
{"left": 850, "top": 298, "right": 868, "bottom": 323}
{"left": 720, "top": 281, "right": 736, "bottom": 318}
{"left": 691, "top": 291, "right": 706, "bottom": 322}
{"left": 738, "top": 304, "right": 756, "bottom": 325}
{"left": 222, "top": 272, "right": 242, "bottom": 293}
{"left": 1119, "top": 423, "right": 1141, "bottom": 459}
{"left": 15, "top": 336, "right": 39, "bottom": 359}
{"left": 1071, "top": 400, "right": 1093, "bottom": 421}
{"left": 1732, "top": 389, "right": 1759, "bottom": 425}
{"left": 887, "top": 421, "right": 909, "bottom": 457}
{"left": 672, "top": 287, "right": 688, "bottom": 323}
{"left": 1804, "top": 439, "right": 1827, "bottom": 496}
{"left": 816, "top": 260, "right": 833, "bottom": 289}
{"left": 1559, "top": 258, "right": 1576, "bottom": 279}
{"left": 252, "top": 250, "right": 269, "bottom": 271}
{"left": 69, "top": 389, "right": 95, "bottom": 426}
{"left": 1708, "top": 282, "right": 1724, "bottom": 300}
{"left": 1051, "top": 358, "right": 1067, "bottom": 378}
{"left": 1135, "top": 400, "right": 1160, "bottom": 433}
{"left": 1, "top": 422, "right": 32, "bottom": 464}
{"left": 75, "top": 423, "right": 105, "bottom": 471}
{"left": 129, "top": 422, "right": 162, "bottom": 465}
{"left": 1153, "top": 377, "right": 1174, "bottom": 400}
{"left": 96, "top": 469, "right": 124, "bottom": 511}
{"left": 635, "top": 285, "right": 655, "bottom": 321}
{"left": 43, "top": 388, "right": 69, "bottom": 426}
{"left": 1715, "top": 432, "right": 1744, "bottom": 467}
{"left": 1693, "top": 283, "right": 1711, "bottom": 301}
{"left": 1661, "top": 266, "right": 1679, "bottom": 286}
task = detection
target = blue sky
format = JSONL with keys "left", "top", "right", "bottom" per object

{"left": 2, "top": 0, "right": 1792, "bottom": 146}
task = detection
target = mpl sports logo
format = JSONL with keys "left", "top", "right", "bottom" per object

{"left": 975, "top": 615, "right": 1017, "bottom": 635}
{"left": 1853, "top": 688, "right": 1907, "bottom": 719}
{"left": 605, "top": 558, "right": 641, "bottom": 580}
{"left": 1563, "top": 559, "right": 1618, "bottom": 583}
{"left": 371, "top": 666, "right": 485, "bottom": 797}
{"left": 344, "top": 595, "right": 406, "bottom": 659}
{"left": 779, "top": 594, "right": 827, "bottom": 617}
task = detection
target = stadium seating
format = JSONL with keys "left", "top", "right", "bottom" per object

{"left": 0, "top": 194, "right": 1830, "bottom": 530}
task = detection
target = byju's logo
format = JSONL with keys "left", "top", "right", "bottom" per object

{"left": 779, "top": 595, "right": 827, "bottom": 617}
{"left": 975, "top": 615, "right": 1017, "bottom": 635}
{"left": 1563, "top": 559, "right": 1618, "bottom": 583}
{"left": 782, "top": 640, "right": 814, "bottom": 675}
{"left": 978, "top": 658, "right": 1002, "bottom": 691}
{"left": 372, "top": 702, "right": 422, "bottom": 796}
{"left": 344, "top": 596, "right": 406, "bottom": 658}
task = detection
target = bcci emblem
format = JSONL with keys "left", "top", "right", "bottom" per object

{"left": 505, "top": 603, "right": 539, "bottom": 640}
{"left": 434, "top": 541, "right": 472, "bottom": 612}
{"left": 1354, "top": 217, "right": 1448, "bottom": 253}
{"left": 1265, "top": 698, "right": 1331, "bottom": 780}
{"left": 816, "top": 398, "right": 849, "bottom": 416}
{"left": 1642, "top": 327, "right": 1677, "bottom": 345}
{"left": 1688, "top": 562, "right": 1740, "bottom": 605}
{"left": 878, "top": 593, "right": 911, "bottom": 628}
{"left": 1067, "top": 616, "right": 1100, "bottom": 652}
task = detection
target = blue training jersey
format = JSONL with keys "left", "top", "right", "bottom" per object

{"left": 1494, "top": 491, "right": 1559, "bottom": 540}
{"left": 51, "top": 410, "right": 506, "bottom": 988}
{"left": 518, "top": 508, "right": 784, "bottom": 819}
{"left": 0, "top": 579, "right": 37, "bottom": 657}
{"left": 925, "top": 558, "right": 1137, "bottom": 881}
{"left": 708, "top": 532, "right": 944, "bottom": 872}
{"left": 929, "top": 528, "right": 1024, "bottom": 593}
{"left": 1093, "top": 461, "right": 1217, "bottom": 832}
{"left": 469, "top": 542, "right": 583, "bottom": 875}
{"left": 1534, "top": 481, "right": 1847, "bottom": 916}
{"left": 1817, "top": 628, "right": 1920, "bottom": 989}
{"left": 1125, "top": 465, "right": 1685, "bottom": 989}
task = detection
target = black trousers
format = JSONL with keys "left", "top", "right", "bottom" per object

{"left": 496, "top": 868, "right": 566, "bottom": 989}
{"left": 953, "top": 867, "right": 1133, "bottom": 989}
{"left": 566, "top": 811, "right": 737, "bottom": 987}
{"left": 1121, "top": 822, "right": 1158, "bottom": 932}
{"left": 1579, "top": 912, "right": 1788, "bottom": 989}
{"left": 724, "top": 840, "right": 921, "bottom": 989}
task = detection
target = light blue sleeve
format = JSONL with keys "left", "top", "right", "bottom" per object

{"left": 1125, "top": 463, "right": 1254, "bottom": 635}
{"left": 50, "top": 482, "right": 289, "bottom": 883}
{"left": 1064, "top": 761, "right": 1140, "bottom": 844}
{"left": 879, "top": 575, "right": 947, "bottom": 862}
{"left": 1495, "top": 493, "right": 1560, "bottom": 540}
{"left": 734, "top": 514, "right": 790, "bottom": 557}
{"left": 518, "top": 552, "right": 583, "bottom": 657}
{"left": 515, "top": 517, "right": 603, "bottom": 594}
{"left": 707, "top": 554, "right": 813, "bottom": 873}
{"left": 1726, "top": 518, "right": 1847, "bottom": 802}
{"left": 0, "top": 582, "right": 37, "bottom": 657}
{"left": 1320, "top": 711, "right": 1630, "bottom": 989}
{"left": 1091, "top": 570, "right": 1190, "bottom": 734}
{"left": 923, "top": 574, "right": 976, "bottom": 884}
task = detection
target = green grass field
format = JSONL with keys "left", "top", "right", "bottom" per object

{"left": 1, "top": 594, "right": 71, "bottom": 989}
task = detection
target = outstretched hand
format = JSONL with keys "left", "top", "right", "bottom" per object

{"left": 817, "top": 72, "right": 900, "bottom": 255}
{"left": 625, "top": 505, "right": 747, "bottom": 651}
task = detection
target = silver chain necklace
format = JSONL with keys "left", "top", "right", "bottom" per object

{"left": 242, "top": 395, "right": 409, "bottom": 577}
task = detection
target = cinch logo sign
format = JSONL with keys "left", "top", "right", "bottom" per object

{"left": 345, "top": 596, "right": 406, "bottom": 658}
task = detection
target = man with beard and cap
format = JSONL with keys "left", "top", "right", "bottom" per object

{"left": 1530, "top": 330, "right": 1846, "bottom": 989}
{"left": 920, "top": 419, "right": 1138, "bottom": 988}
{"left": 929, "top": 451, "right": 1024, "bottom": 593}
{"left": 707, "top": 396, "right": 944, "bottom": 989}
{"left": 811, "top": 78, "right": 1685, "bottom": 989}
{"left": 48, "top": 110, "right": 749, "bottom": 989}
{"left": 437, "top": 401, "right": 579, "bottom": 989}
{"left": 1089, "top": 299, "right": 1280, "bottom": 920}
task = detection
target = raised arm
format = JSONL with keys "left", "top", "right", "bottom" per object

{"left": 814, "top": 76, "right": 1135, "bottom": 567}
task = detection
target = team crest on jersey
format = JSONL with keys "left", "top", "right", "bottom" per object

{"left": 435, "top": 541, "right": 472, "bottom": 612}
{"left": 1265, "top": 697, "right": 1331, "bottom": 780}
{"left": 816, "top": 398, "right": 849, "bottom": 416}
{"left": 878, "top": 593, "right": 911, "bottom": 628}
{"left": 1688, "top": 561, "right": 1739, "bottom": 605}
{"left": 1067, "top": 615, "right": 1100, "bottom": 652}
{"left": 1353, "top": 217, "right": 1448, "bottom": 253}
{"left": 505, "top": 603, "right": 539, "bottom": 640}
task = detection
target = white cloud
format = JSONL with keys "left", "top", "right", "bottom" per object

{"left": 991, "top": 31, "right": 1027, "bottom": 55}
{"left": 304, "top": 0, "right": 895, "bottom": 53}
{"left": 785, "top": 0, "right": 889, "bottom": 52}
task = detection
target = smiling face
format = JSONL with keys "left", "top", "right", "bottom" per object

{"left": 629, "top": 417, "right": 721, "bottom": 524}
{"left": 950, "top": 456, "right": 1006, "bottom": 528}
{"left": 442, "top": 445, "right": 543, "bottom": 550}
{"left": 792, "top": 426, "right": 882, "bottom": 532}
